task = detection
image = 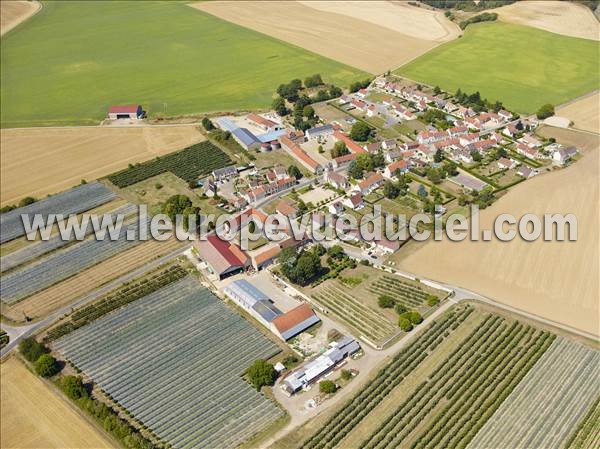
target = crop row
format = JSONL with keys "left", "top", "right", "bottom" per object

{"left": 1, "top": 202, "right": 137, "bottom": 273}
{"left": 467, "top": 337, "right": 600, "bottom": 449}
{"left": 361, "top": 314, "right": 507, "bottom": 449}
{"left": 299, "top": 305, "right": 474, "bottom": 449}
{"left": 1, "top": 217, "right": 149, "bottom": 303}
{"left": 313, "top": 284, "right": 396, "bottom": 341}
{"left": 107, "top": 141, "right": 232, "bottom": 188}
{"left": 360, "top": 315, "right": 555, "bottom": 449}
{"left": 564, "top": 394, "right": 600, "bottom": 449}
{"left": 55, "top": 276, "right": 282, "bottom": 449}
{"left": 0, "top": 181, "right": 117, "bottom": 243}
{"left": 45, "top": 264, "right": 187, "bottom": 342}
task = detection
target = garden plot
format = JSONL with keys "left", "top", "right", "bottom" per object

{"left": 0, "top": 202, "right": 137, "bottom": 273}
{"left": 54, "top": 276, "right": 282, "bottom": 449}
{"left": 467, "top": 337, "right": 600, "bottom": 449}
{"left": 0, "top": 181, "right": 117, "bottom": 243}
{"left": 366, "top": 275, "right": 443, "bottom": 313}
{"left": 0, "top": 216, "right": 149, "bottom": 304}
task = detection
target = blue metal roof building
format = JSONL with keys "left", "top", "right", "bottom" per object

{"left": 232, "top": 128, "right": 261, "bottom": 150}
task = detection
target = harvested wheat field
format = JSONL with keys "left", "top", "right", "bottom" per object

{"left": 0, "top": 357, "right": 114, "bottom": 449}
{"left": 1, "top": 238, "right": 184, "bottom": 322}
{"left": 395, "top": 127, "right": 599, "bottom": 337}
{"left": 193, "top": 1, "right": 459, "bottom": 74}
{"left": 556, "top": 91, "right": 600, "bottom": 134}
{"left": 492, "top": 0, "right": 599, "bottom": 41}
{"left": 0, "top": 125, "right": 205, "bottom": 207}
{"left": 0, "top": 0, "right": 39, "bottom": 36}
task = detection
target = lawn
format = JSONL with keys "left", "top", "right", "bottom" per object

{"left": 0, "top": 1, "right": 366, "bottom": 127}
{"left": 396, "top": 22, "right": 599, "bottom": 114}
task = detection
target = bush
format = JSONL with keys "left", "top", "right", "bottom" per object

{"left": 319, "top": 380, "right": 338, "bottom": 394}
{"left": 282, "top": 355, "right": 299, "bottom": 368}
{"left": 61, "top": 376, "right": 88, "bottom": 400}
{"left": 395, "top": 304, "right": 408, "bottom": 315}
{"left": 35, "top": 354, "right": 59, "bottom": 377}
{"left": 19, "top": 337, "right": 47, "bottom": 362}
{"left": 427, "top": 295, "right": 440, "bottom": 306}
{"left": 400, "top": 311, "right": 423, "bottom": 325}
{"left": 201, "top": 117, "right": 215, "bottom": 131}
{"left": 399, "top": 317, "right": 414, "bottom": 332}
{"left": 341, "top": 369, "right": 352, "bottom": 381}
{"left": 378, "top": 295, "right": 395, "bottom": 308}
{"left": 247, "top": 360, "right": 277, "bottom": 391}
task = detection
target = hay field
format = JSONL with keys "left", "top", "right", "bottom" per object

{"left": 397, "top": 22, "right": 600, "bottom": 114}
{"left": 394, "top": 127, "right": 599, "bottom": 337}
{"left": 492, "top": 1, "right": 600, "bottom": 41}
{"left": 194, "top": 1, "right": 459, "bottom": 74}
{"left": 556, "top": 91, "right": 600, "bottom": 134}
{"left": 0, "top": 125, "right": 205, "bottom": 206}
{"left": 0, "top": 0, "right": 39, "bottom": 36}
{"left": 0, "top": 357, "right": 114, "bottom": 449}
{"left": 1, "top": 1, "right": 363, "bottom": 127}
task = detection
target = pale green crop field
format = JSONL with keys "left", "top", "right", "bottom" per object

{"left": 397, "top": 22, "right": 600, "bottom": 114}
{"left": 1, "top": 1, "right": 366, "bottom": 127}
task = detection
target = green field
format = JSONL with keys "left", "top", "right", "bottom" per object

{"left": 0, "top": 1, "right": 365, "bottom": 127}
{"left": 397, "top": 22, "right": 599, "bottom": 114}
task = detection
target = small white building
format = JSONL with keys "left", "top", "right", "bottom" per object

{"left": 108, "top": 104, "right": 143, "bottom": 120}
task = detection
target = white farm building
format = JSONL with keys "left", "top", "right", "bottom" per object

{"left": 283, "top": 336, "right": 360, "bottom": 394}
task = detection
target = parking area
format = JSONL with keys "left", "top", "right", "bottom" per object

{"left": 299, "top": 186, "right": 336, "bottom": 204}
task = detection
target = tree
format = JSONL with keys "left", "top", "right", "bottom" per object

{"left": 355, "top": 153, "right": 373, "bottom": 172}
{"left": 434, "top": 148, "right": 444, "bottom": 163}
{"left": 35, "top": 354, "right": 59, "bottom": 377}
{"left": 471, "top": 150, "right": 482, "bottom": 162}
{"left": 272, "top": 97, "right": 288, "bottom": 116}
{"left": 303, "top": 105, "right": 315, "bottom": 119}
{"left": 399, "top": 317, "right": 413, "bottom": 332}
{"left": 349, "top": 122, "right": 372, "bottom": 142}
{"left": 182, "top": 205, "right": 200, "bottom": 232}
{"left": 433, "top": 85, "right": 441, "bottom": 95}
{"left": 383, "top": 180, "right": 400, "bottom": 199}
{"left": 331, "top": 141, "right": 349, "bottom": 158}
{"left": 312, "top": 244, "right": 326, "bottom": 257}
{"left": 417, "top": 184, "right": 428, "bottom": 198}
{"left": 319, "top": 380, "right": 337, "bottom": 394}
{"left": 348, "top": 161, "right": 363, "bottom": 179}
{"left": 341, "top": 369, "right": 352, "bottom": 381}
{"left": 202, "top": 117, "right": 215, "bottom": 131}
{"left": 422, "top": 108, "right": 446, "bottom": 124}
{"left": 162, "top": 195, "right": 192, "bottom": 223}
{"left": 304, "top": 73, "right": 324, "bottom": 88}
{"left": 536, "top": 103, "right": 555, "bottom": 119}
{"left": 327, "top": 245, "right": 345, "bottom": 260}
{"left": 317, "top": 144, "right": 324, "bottom": 154}
{"left": 248, "top": 220, "right": 256, "bottom": 233}
{"left": 282, "top": 354, "right": 299, "bottom": 368}
{"left": 378, "top": 295, "right": 395, "bottom": 308}
{"left": 371, "top": 152, "right": 385, "bottom": 169}
{"left": 247, "top": 360, "right": 277, "bottom": 391}
{"left": 19, "top": 337, "right": 47, "bottom": 363}
{"left": 61, "top": 376, "right": 88, "bottom": 400}
{"left": 426, "top": 168, "right": 442, "bottom": 184}
{"left": 288, "top": 164, "right": 303, "bottom": 180}
{"left": 329, "top": 85, "right": 343, "bottom": 98}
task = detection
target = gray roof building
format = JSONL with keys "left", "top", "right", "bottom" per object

{"left": 232, "top": 128, "right": 261, "bottom": 150}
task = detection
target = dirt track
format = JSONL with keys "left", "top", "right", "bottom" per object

{"left": 1, "top": 357, "right": 114, "bottom": 448}
{"left": 396, "top": 127, "right": 599, "bottom": 337}
{"left": 1, "top": 125, "right": 205, "bottom": 206}
{"left": 492, "top": 1, "right": 600, "bottom": 41}
{"left": 0, "top": 0, "right": 40, "bottom": 36}
{"left": 192, "top": 1, "right": 459, "bottom": 74}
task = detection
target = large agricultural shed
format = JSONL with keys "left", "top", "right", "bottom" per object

{"left": 54, "top": 276, "right": 283, "bottom": 449}
{"left": 224, "top": 279, "right": 321, "bottom": 341}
